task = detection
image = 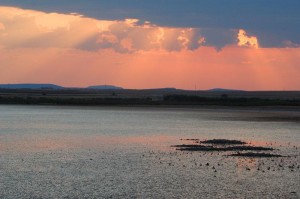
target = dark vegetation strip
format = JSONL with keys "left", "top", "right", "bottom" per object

{"left": 0, "top": 96, "right": 156, "bottom": 106}
{"left": 163, "top": 95, "right": 300, "bottom": 106}
{"left": 1, "top": 94, "right": 300, "bottom": 106}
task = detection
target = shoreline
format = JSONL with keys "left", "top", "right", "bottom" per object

{"left": 1, "top": 88, "right": 300, "bottom": 108}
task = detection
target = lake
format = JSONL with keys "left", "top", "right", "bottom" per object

{"left": 0, "top": 105, "right": 299, "bottom": 198}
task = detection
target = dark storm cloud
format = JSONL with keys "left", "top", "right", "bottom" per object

{"left": 0, "top": 0, "right": 299, "bottom": 48}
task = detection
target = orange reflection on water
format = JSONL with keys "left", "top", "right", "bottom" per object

{"left": 90, "top": 134, "right": 178, "bottom": 151}
{"left": 1, "top": 134, "right": 178, "bottom": 153}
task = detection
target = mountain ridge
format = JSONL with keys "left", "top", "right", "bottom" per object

{"left": 0, "top": 84, "right": 63, "bottom": 89}
{"left": 0, "top": 84, "right": 245, "bottom": 91}
{"left": 87, "top": 85, "right": 123, "bottom": 90}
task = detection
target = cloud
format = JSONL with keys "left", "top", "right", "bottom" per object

{"left": 1, "top": 0, "right": 299, "bottom": 48}
{"left": 0, "top": 6, "right": 211, "bottom": 52}
{"left": 0, "top": 6, "right": 266, "bottom": 53}
{"left": 237, "top": 29, "right": 259, "bottom": 48}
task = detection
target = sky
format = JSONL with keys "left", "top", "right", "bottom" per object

{"left": 0, "top": 1, "right": 299, "bottom": 90}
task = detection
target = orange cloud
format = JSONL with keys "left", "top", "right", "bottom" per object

{"left": 0, "top": 6, "right": 205, "bottom": 52}
{"left": 238, "top": 29, "right": 259, "bottom": 48}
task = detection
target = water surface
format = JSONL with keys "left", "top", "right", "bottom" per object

{"left": 0, "top": 105, "right": 299, "bottom": 198}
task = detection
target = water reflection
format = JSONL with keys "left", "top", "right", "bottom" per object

{"left": 1, "top": 134, "right": 179, "bottom": 153}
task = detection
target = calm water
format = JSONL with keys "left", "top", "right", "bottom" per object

{"left": 0, "top": 105, "right": 299, "bottom": 198}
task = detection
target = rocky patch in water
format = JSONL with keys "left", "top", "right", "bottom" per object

{"left": 229, "top": 152, "right": 284, "bottom": 158}
{"left": 172, "top": 145, "right": 274, "bottom": 152}
{"left": 200, "top": 139, "right": 246, "bottom": 145}
{"left": 173, "top": 139, "right": 283, "bottom": 158}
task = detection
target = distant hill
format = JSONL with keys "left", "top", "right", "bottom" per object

{"left": 87, "top": 85, "right": 123, "bottom": 90}
{"left": 0, "top": 84, "right": 245, "bottom": 92}
{"left": 208, "top": 88, "right": 244, "bottom": 92}
{"left": 143, "top": 88, "right": 178, "bottom": 91}
{"left": 0, "top": 84, "right": 63, "bottom": 89}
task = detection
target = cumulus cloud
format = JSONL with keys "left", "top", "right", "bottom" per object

{"left": 1, "top": 0, "right": 300, "bottom": 49}
{"left": 237, "top": 29, "right": 259, "bottom": 48}
{"left": 0, "top": 6, "right": 209, "bottom": 52}
{"left": 0, "top": 6, "right": 264, "bottom": 52}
